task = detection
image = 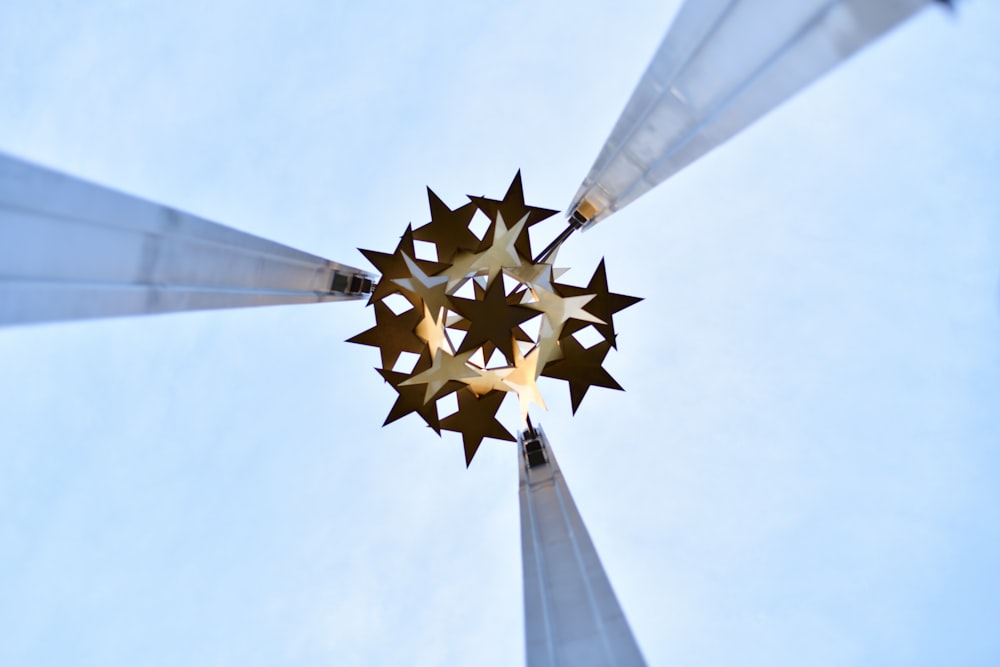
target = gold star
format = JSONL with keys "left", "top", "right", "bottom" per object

{"left": 442, "top": 212, "right": 528, "bottom": 289}
{"left": 468, "top": 171, "right": 558, "bottom": 260}
{"left": 525, "top": 283, "right": 605, "bottom": 339}
{"left": 540, "top": 337, "right": 623, "bottom": 414}
{"left": 401, "top": 348, "right": 479, "bottom": 404}
{"left": 346, "top": 300, "right": 425, "bottom": 370}
{"left": 414, "top": 304, "right": 453, "bottom": 358}
{"left": 391, "top": 252, "right": 453, "bottom": 317}
{"left": 448, "top": 276, "right": 538, "bottom": 363}
{"left": 558, "top": 259, "right": 642, "bottom": 346}
{"left": 461, "top": 364, "right": 514, "bottom": 397}
{"left": 440, "top": 388, "right": 515, "bottom": 467}
{"left": 377, "top": 363, "right": 442, "bottom": 433}
{"left": 412, "top": 188, "right": 480, "bottom": 263}
{"left": 360, "top": 225, "right": 449, "bottom": 305}
{"left": 502, "top": 344, "right": 547, "bottom": 425}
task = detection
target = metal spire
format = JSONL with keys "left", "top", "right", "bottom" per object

{"left": 0, "top": 152, "right": 374, "bottom": 327}
{"left": 519, "top": 423, "right": 646, "bottom": 666}
{"left": 568, "top": 0, "right": 940, "bottom": 229}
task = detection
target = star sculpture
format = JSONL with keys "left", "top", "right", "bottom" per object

{"left": 349, "top": 173, "right": 640, "bottom": 466}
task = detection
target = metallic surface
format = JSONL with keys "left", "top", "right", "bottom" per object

{"left": 569, "top": 0, "right": 935, "bottom": 228}
{"left": 519, "top": 425, "right": 645, "bottom": 666}
{"left": 0, "top": 153, "right": 373, "bottom": 326}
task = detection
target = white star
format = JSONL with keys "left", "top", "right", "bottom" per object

{"left": 441, "top": 212, "right": 528, "bottom": 289}
{"left": 414, "top": 304, "right": 453, "bottom": 358}
{"left": 526, "top": 284, "right": 605, "bottom": 333}
{"left": 502, "top": 344, "right": 547, "bottom": 424}
{"left": 391, "top": 253, "right": 451, "bottom": 317}
{"left": 401, "top": 348, "right": 479, "bottom": 404}
{"left": 535, "top": 317, "right": 564, "bottom": 369}
{"left": 461, "top": 365, "right": 514, "bottom": 397}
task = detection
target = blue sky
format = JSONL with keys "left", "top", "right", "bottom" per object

{"left": 1, "top": 1, "right": 998, "bottom": 665}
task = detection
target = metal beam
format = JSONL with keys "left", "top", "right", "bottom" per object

{"left": 568, "top": 0, "right": 938, "bottom": 228}
{"left": 519, "top": 424, "right": 646, "bottom": 667}
{"left": 0, "top": 152, "right": 375, "bottom": 326}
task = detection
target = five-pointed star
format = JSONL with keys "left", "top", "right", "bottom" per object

{"left": 440, "top": 388, "right": 515, "bottom": 467}
{"left": 468, "top": 171, "right": 558, "bottom": 260}
{"left": 461, "top": 364, "right": 514, "bottom": 397}
{"left": 540, "top": 337, "right": 623, "bottom": 414}
{"left": 442, "top": 212, "right": 529, "bottom": 289}
{"left": 448, "top": 282, "right": 536, "bottom": 361}
{"left": 502, "top": 343, "right": 547, "bottom": 424}
{"left": 392, "top": 252, "right": 453, "bottom": 317}
{"left": 414, "top": 304, "right": 453, "bottom": 357}
{"left": 411, "top": 188, "right": 480, "bottom": 263}
{"left": 526, "top": 283, "right": 605, "bottom": 339}
{"left": 449, "top": 275, "right": 538, "bottom": 362}
{"left": 360, "top": 225, "right": 449, "bottom": 305}
{"left": 401, "top": 348, "right": 479, "bottom": 404}
{"left": 346, "top": 300, "right": 425, "bottom": 370}
{"left": 558, "top": 259, "right": 642, "bottom": 345}
{"left": 377, "top": 364, "right": 442, "bottom": 433}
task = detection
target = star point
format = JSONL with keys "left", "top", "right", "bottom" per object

{"left": 412, "top": 188, "right": 480, "bottom": 263}
{"left": 439, "top": 388, "right": 515, "bottom": 467}
{"left": 346, "top": 300, "right": 425, "bottom": 370}
{"left": 377, "top": 362, "right": 442, "bottom": 434}
{"left": 401, "top": 348, "right": 479, "bottom": 404}
{"left": 392, "top": 252, "right": 452, "bottom": 317}
{"left": 359, "top": 225, "right": 449, "bottom": 304}
{"left": 502, "top": 344, "right": 547, "bottom": 425}
{"left": 468, "top": 171, "right": 558, "bottom": 260}
{"left": 558, "top": 259, "right": 642, "bottom": 346}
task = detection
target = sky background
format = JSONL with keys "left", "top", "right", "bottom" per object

{"left": 1, "top": 1, "right": 998, "bottom": 665}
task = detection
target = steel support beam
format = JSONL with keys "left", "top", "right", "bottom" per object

{"left": 519, "top": 425, "right": 646, "bottom": 667}
{"left": 0, "top": 152, "right": 375, "bottom": 326}
{"left": 568, "top": 0, "right": 938, "bottom": 228}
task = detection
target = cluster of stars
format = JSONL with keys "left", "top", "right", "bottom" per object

{"left": 349, "top": 173, "right": 640, "bottom": 466}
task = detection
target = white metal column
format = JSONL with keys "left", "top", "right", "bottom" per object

{"left": 519, "top": 425, "right": 646, "bottom": 667}
{"left": 0, "top": 152, "right": 374, "bottom": 326}
{"left": 568, "top": 0, "right": 938, "bottom": 228}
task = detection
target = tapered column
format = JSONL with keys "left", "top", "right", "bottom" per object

{"left": 0, "top": 152, "right": 374, "bottom": 326}
{"left": 519, "top": 425, "right": 646, "bottom": 667}
{"left": 568, "top": 0, "right": 938, "bottom": 227}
